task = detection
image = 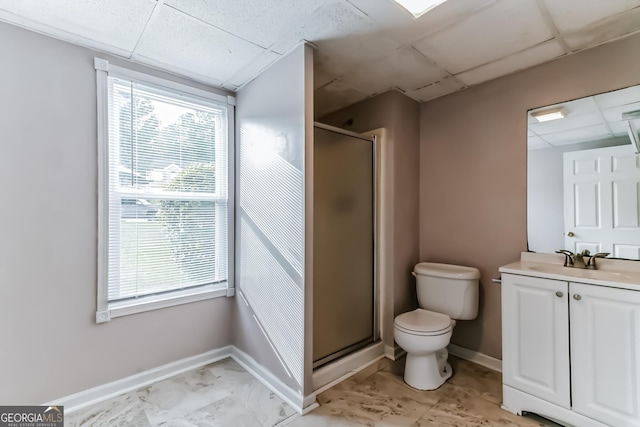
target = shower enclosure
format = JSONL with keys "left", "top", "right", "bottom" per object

{"left": 313, "top": 123, "right": 378, "bottom": 368}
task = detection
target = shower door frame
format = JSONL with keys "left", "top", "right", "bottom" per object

{"left": 312, "top": 122, "right": 380, "bottom": 369}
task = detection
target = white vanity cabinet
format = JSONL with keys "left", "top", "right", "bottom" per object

{"left": 502, "top": 271, "right": 640, "bottom": 427}
{"left": 570, "top": 282, "right": 640, "bottom": 427}
{"left": 501, "top": 274, "right": 570, "bottom": 409}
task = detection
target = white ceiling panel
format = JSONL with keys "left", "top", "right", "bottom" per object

{"left": 456, "top": 40, "right": 564, "bottom": 86}
{"left": 413, "top": 0, "right": 553, "bottom": 74}
{"left": 315, "top": 79, "right": 369, "bottom": 118}
{"left": 135, "top": 5, "right": 267, "bottom": 83}
{"left": 0, "top": 0, "right": 156, "bottom": 52}
{"left": 528, "top": 136, "right": 553, "bottom": 150}
{"left": 406, "top": 77, "right": 466, "bottom": 102}
{"left": 601, "top": 101, "right": 640, "bottom": 123}
{"left": 224, "top": 50, "right": 281, "bottom": 88}
{"left": 610, "top": 120, "right": 640, "bottom": 136}
{"left": 345, "top": 0, "right": 495, "bottom": 44}
{"left": 165, "top": 0, "right": 326, "bottom": 49}
{"left": 271, "top": 0, "right": 401, "bottom": 64}
{"left": 2, "top": 0, "right": 640, "bottom": 115}
{"left": 560, "top": 5, "right": 640, "bottom": 51}
{"left": 595, "top": 85, "right": 640, "bottom": 109}
{"left": 340, "top": 46, "right": 448, "bottom": 94}
{"left": 543, "top": 124, "right": 612, "bottom": 145}
{"left": 313, "top": 66, "right": 337, "bottom": 90}
{"left": 542, "top": 0, "right": 640, "bottom": 34}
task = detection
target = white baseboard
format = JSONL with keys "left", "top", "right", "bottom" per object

{"left": 45, "top": 346, "right": 232, "bottom": 413}
{"left": 230, "top": 347, "right": 307, "bottom": 414}
{"left": 385, "top": 344, "right": 405, "bottom": 361}
{"left": 448, "top": 343, "right": 502, "bottom": 372}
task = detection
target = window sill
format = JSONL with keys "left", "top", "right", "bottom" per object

{"left": 96, "top": 284, "right": 234, "bottom": 323}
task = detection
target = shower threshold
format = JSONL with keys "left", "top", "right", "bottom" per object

{"left": 313, "top": 337, "right": 374, "bottom": 370}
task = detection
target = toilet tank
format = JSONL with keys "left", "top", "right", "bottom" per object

{"left": 413, "top": 262, "right": 480, "bottom": 320}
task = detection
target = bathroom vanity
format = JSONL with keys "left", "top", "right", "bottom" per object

{"left": 500, "top": 252, "right": 640, "bottom": 427}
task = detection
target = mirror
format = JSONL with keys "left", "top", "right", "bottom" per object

{"left": 527, "top": 84, "right": 640, "bottom": 260}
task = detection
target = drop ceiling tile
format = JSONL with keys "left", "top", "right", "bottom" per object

{"left": 456, "top": 40, "right": 564, "bottom": 86}
{"left": 165, "top": 0, "right": 326, "bottom": 49}
{"left": 224, "top": 50, "right": 281, "bottom": 88}
{"left": 543, "top": 124, "right": 612, "bottom": 145}
{"left": 346, "top": 0, "right": 495, "bottom": 44}
{"left": 339, "top": 46, "right": 448, "bottom": 94}
{"left": 601, "top": 101, "right": 640, "bottom": 123}
{"left": 315, "top": 79, "right": 369, "bottom": 118}
{"left": 0, "top": 0, "right": 156, "bottom": 52}
{"left": 135, "top": 5, "right": 267, "bottom": 82}
{"left": 560, "top": 6, "right": 640, "bottom": 51}
{"left": 610, "top": 120, "right": 640, "bottom": 137}
{"left": 313, "top": 66, "right": 336, "bottom": 90}
{"left": 541, "top": 0, "right": 640, "bottom": 34}
{"left": 413, "top": 0, "right": 553, "bottom": 74}
{"left": 271, "top": 0, "right": 401, "bottom": 64}
{"left": 595, "top": 85, "right": 640, "bottom": 109}
{"left": 528, "top": 136, "right": 553, "bottom": 150}
{"left": 406, "top": 77, "right": 465, "bottom": 102}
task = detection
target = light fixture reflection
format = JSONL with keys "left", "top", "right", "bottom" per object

{"left": 531, "top": 107, "right": 567, "bottom": 123}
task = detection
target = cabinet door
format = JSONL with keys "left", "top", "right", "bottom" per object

{"left": 570, "top": 282, "right": 640, "bottom": 426}
{"left": 502, "top": 274, "right": 570, "bottom": 408}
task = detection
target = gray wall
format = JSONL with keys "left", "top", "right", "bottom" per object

{"left": 233, "top": 44, "right": 313, "bottom": 402}
{"left": 420, "top": 32, "right": 640, "bottom": 360}
{"left": 0, "top": 22, "right": 233, "bottom": 404}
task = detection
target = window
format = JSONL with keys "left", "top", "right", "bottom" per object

{"left": 95, "top": 59, "right": 234, "bottom": 322}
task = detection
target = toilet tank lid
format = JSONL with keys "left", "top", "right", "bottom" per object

{"left": 414, "top": 262, "right": 480, "bottom": 279}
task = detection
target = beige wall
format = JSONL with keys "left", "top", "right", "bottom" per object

{"left": 420, "top": 33, "right": 640, "bottom": 359}
{"left": 321, "top": 90, "right": 421, "bottom": 350}
{"left": 0, "top": 22, "right": 233, "bottom": 404}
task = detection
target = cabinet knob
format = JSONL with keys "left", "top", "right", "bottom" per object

{"left": 556, "top": 291, "right": 564, "bottom": 298}
{"left": 573, "top": 294, "right": 582, "bottom": 301}
{"left": 567, "top": 231, "right": 575, "bottom": 237}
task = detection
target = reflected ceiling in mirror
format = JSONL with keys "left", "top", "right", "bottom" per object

{"left": 527, "top": 84, "right": 640, "bottom": 260}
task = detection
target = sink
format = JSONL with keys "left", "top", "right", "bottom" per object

{"left": 500, "top": 252, "right": 640, "bottom": 288}
{"left": 526, "top": 264, "right": 567, "bottom": 274}
{"left": 523, "top": 263, "right": 636, "bottom": 283}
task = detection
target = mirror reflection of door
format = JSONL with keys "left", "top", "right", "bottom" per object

{"left": 563, "top": 145, "right": 640, "bottom": 259}
{"left": 527, "top": 83, "right": 640, "bottom": 260}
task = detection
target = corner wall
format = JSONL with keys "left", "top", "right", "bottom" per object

{"left": 0, "top": 22, "right": 233, "bottom": 405}
{"left": 320, "top": 90, "right": 421, "bottom": 352}
{"left": 233, "top": 44, "right": 313, "bottom": 406}
{"left": 419, "top": 33, "right": 640, "bottom": 359}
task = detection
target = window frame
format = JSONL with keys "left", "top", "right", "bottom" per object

{"left": 95, "top": 58, "right": 235, "bottom": 323}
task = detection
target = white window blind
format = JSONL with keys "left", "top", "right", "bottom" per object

{"left": 102, "top": 71, "right": 229, "bottom": 310}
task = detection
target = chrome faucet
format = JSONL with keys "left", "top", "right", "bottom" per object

{"left": 555, "top": 249, "right": 610, "bottom": 270}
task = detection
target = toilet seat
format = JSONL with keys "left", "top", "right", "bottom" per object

{"left": 394, "top": 309, "right": 453, "bottom": 336}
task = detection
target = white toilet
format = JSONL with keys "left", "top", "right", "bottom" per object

{"left": 394, "top": 262, "right": 480, "bottom": 390}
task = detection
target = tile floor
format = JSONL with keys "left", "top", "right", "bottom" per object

{"left": 65, "top": 356, "right": 560, "bottom": 427}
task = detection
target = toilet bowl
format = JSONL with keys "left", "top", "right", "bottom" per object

{"left": 394, "top": 309, "right": 455, "bottom": 390}
{"left": 394, "top": 263, "right": 479, "bottom": 390}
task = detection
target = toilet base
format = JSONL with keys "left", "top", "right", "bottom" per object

{"left": 403, "top": 348, "right": 453, "bottom": 390}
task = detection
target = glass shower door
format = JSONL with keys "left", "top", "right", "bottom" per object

{"left": 313, "top": 125, "right": 374, "bottom": 367}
